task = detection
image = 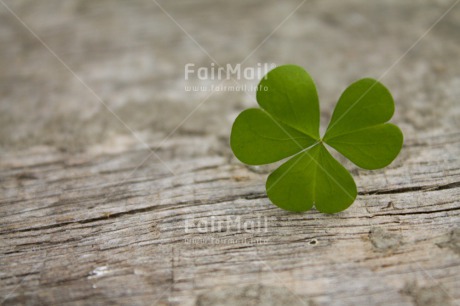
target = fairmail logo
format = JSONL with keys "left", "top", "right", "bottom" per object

{"left": 184, "top": 215, "right": 271, "bottom": 233}
{"left": 185, "top": 63, "right": 276, "bottom": 81}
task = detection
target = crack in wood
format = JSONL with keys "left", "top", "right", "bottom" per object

{"left": 359, "top": 181, "right": 460, "bottom": 195}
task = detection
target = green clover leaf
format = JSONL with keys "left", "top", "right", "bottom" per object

{"left": 230, "top": 65, "right": 403, "bottom": 213}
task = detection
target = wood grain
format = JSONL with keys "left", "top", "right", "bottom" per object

{"left": 1, "top": 0, "right": 459, "bottom": 305}
{"left": 1, "top": 131, "right": 459, "bottom": 305}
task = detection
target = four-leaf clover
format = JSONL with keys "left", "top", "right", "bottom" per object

{"left": 230, "top": 65, "right": 403, "bottom": 213}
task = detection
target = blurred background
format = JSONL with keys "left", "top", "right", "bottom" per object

{"left": 1, "top": 0, "right": 458, "bottom": 154}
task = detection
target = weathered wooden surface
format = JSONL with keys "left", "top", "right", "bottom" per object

{"left": 1, "top": 1, "right": 459, "bottom": 305}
